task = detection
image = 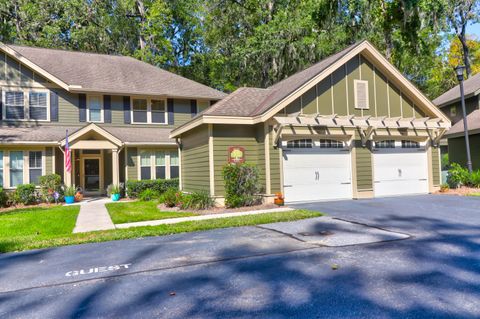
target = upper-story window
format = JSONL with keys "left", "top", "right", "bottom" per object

{"left": 87, "top": 95, "right": 103, "bottom": 123}
{"left": 2, "top": 89, "right": 49, "bottom": 121}
{"left": 132, "top": 98, "right": 167, "bottom": 124}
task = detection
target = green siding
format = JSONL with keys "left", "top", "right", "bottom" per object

{"left": 286, "top": 97, "right": 301, "bottom": 115}
{"left": 360, "top": 56, "right": 376, "bottom": 117}
{"left": 0, "top": 53, "right": 5, "bottom": 81}
{"left": 332, "top": 67, "right": 348, "bottom": 116}
{"left": 302, "top": 87, "right": 317, "bottom": 114}
{"left": 55, "top": 148, "right": 64, "bottom": 180}
{"left": 6, "top": 56, "right": 20, "bottom": 83}
{"left": 346, "top": 56, "right": 361, "bottom": 116}
{"left": 126, "top": 147, "right": 138, "bottom": 180}
{"left": 45, "top": 147, "right": 53, "bottom": 175}
{"left": 174, "top": 99, "right": 194, "bottom": 126}
{"left": 104, "top": 151, "right": 113, "bottom": 187}
{"left": 389, "top": 83, "right": 401, "bottom": 117}
{"left": 181, "top": 125, "right": 210, "bottom": 193}
{"left": 354, "top": 140, "right": 373, "bottom": 191}
{"left": 119, "top": 149, "right": 125, "bottom": 183}
{"left": 402, "top": 95, "right": 415, "bottom": 118}
{"left": 375, "top": 70, "right": 389, "bottom": 116}
{"left": 270, "top": 128, "right": 281, "bottom": 193}
{"left": 442, "top": 96, "right": 478, "bottom": 125}
{"left": 317, "top": 77, "right": 332, "bottom": 114}
{"left": 448, "top": 134, "right": 480, "bottom": 171}
{"left": 431, "top": 146, "right": 441, "bottom": 186}
{"left": 56, "top": 89, "right": 80, "bottom": 124}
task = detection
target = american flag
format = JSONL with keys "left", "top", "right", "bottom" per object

{"left": 65, "top": 130, "right": 71, "bottom": 173}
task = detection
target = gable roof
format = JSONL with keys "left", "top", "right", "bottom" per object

{"left": 1, "top": 43, "right": 226, "bottom": 100}
{"left": 171, "top": 40, "right": 450, "bottom": 137}
{"left": 433, "top": 73, "right": 480, "bottom": 107}
{"left": 445, "top": 109, "right": 480, "bottom": 137}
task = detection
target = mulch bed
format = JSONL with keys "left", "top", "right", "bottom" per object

{"left": 436, "top": 186, "right": 480, "bottom": 196}
{"left": 157, "top": 203, "right": 285, "bottom": 215}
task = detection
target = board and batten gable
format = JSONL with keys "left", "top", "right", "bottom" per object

{"left": 279, "top": 54, "right": 427, "bottom": 119}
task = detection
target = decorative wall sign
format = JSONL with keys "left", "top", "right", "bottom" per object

{"left": 228, "top": 146, "right": 246, "bottom": 164}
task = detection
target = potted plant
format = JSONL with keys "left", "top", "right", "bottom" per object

{"left": 108, "top": 184, "right": 121, "bottom": 202}
{"left": 64, "top": 186, "right": 76, "bottom": 204}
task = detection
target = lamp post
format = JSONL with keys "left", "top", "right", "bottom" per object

{"left": 455, "top": 65, "right": 473, "bottom": 173}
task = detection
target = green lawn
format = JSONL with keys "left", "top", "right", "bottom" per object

{"left": 0, "top": 208, "right": 322, "bottom": 253}
{"left": 467, "top": 192, "right": 480, "bottom": 197}
{"left": 105, "top": 201, "right": 196, "bottom": 224}
{"left": 0, "top": 205, "right": 80, "bottom": 253}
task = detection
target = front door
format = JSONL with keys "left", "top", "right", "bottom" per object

{"left": 82, "top": 157, "right": 102, "bottom": 194}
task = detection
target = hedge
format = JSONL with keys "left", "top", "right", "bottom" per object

{"left": 126, "top": 178, "right": 179, "bottom": 198}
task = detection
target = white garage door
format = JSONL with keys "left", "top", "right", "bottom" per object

{"left": 282, "top": 139, "right": 352, "bottom": 202}
{"left": 373, "top": 140, "right": 429, "bottom": 197}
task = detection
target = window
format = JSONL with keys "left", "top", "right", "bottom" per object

{"left": 5, "top": 91, "right": 25, "bottom": 120}
{"left": 29, "top": 92, "right": 48, "bottom": 121}
{"left": 88, "top": 95, "right": 103, "bottom": 122}
{"left": 319, "top": 139, "right": 344, "bottom": 149}
{"left": 354, "top": 80, "right": 369, "bottom": 109}
{"left": 29, "top": 151, "right": 42, "bottom": 185}
{"left": 140, "top": 151, "right": 152, "bottom": 180}
{"left": 401, "top": 140, "right": 420, "bottom": 149}
{"left": 170, "top": 151, "right": 179, "bottom": 179}
{"left": 10, "top": 151, "right": 23, "bottom": 187}
{"left": 286, "top": 139, "right": 313, "bottom": 149}
{"left": 155, "top": 151, "right": 166, "bottom": 179}
{"left": 450, "top": 106, "right": 457, "bottom": 117}
{"left": 132, "top": 99, "right": 148, "bottom": 123}
{"left": 151, "top": 100, "right": 166, "bottom": 124}
{"left": 375, "top": 140, "right": 395, "bottom": 149}
{"left": 0, "top": 151, "right": 3, "bottom": 187}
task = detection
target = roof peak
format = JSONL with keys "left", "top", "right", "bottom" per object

{"left": 7, "top": 43, "right": 127, "bottom": 59}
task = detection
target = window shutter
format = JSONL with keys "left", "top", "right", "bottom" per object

{"left": 167, "top": 99, "right": 174, "bottom": 125}
{"left": 104, "top": 95, "right": 111, "bottom": 123}
{"left": 50, "top": 91, "right": 59, "bottom": 122}
{"left": 190, "top": 99, "right": 197, "bottom": 117}
{"left": 354, "top": 80, "right": 369, "bottom": 109}
{"left": 123, "top": 96, "right": 131, "bottom": 124}
{"left": 79, "top": 93, "right": 86, "bottom": 122}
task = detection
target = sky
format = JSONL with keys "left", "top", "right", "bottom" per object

{"left": 469, "top": 23, "right": 480, "bottom": 38}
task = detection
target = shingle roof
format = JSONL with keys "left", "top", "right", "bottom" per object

{"left": 0, "top": 125, "right": 174, "bottom": 144}
{"left": 202, "top": 41, "right": 362, "bottom": 117}
{"left": 6, "top": 44, "right": 226, "bottom": 100}
{"left": 445, "top": 109, "right": 480, "bottom": 136}
{"left": 433, "top": 73, "right": 480, "bottom": 107}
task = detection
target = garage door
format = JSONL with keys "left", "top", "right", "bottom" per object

{"left": 373, "top": 140, "right": 428, "bottom": 197}
{"left": 282, "top": 139, "right": 352, "bottom": 202}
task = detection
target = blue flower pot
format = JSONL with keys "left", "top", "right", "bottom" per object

{"left": 65, "top": 196, "right": 75, "bottom": 204}
{"left": 111, "top": 193, "right": 120, "bottom": 201}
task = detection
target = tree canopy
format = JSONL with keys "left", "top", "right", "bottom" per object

{"left": 1, "top": 0, "right": 480, "bottom": 99}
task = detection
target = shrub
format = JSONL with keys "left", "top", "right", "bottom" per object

{"left": 126, "top": 179, "right": 179, "bottom": 198}
{"left": 160, "top": 187, "right": 181, "bottom": 207}
{"left": 11, "top": 184, "right": 37, "bottom": 205}
{"left": 0, "top": 187, "right": 8, "bottom": 207}
{"left": 180, "top": 191, "right": 215, "bottom": 210}
{"left": 39, "top": 174, "right": 62, "bottom": 203}
{"left": 222, "top": 163, "right": 262, "bottom": 208}
{"left": 441, "top": 153, "right": 449, "bottom": 170}
{"left": 107, "top": 184, "right": 121, "bottom": 196}
{"left": 439, "top": 183, "right": 449, "bottom": 192}
{"left": 447, "top": 163, "right": 470, "bottom": 188}
{"left": 139, "top": 189, "right": 159, "bottom": 201}
{"left": 470, "top": 170, "right": 480, "bottom": 188}
{"left": 64, "top": 186, "right": 76, "bottom": 197}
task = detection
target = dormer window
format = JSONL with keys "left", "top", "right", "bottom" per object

{"left": 131, "top": 97, "right": 167, "bottom": 124}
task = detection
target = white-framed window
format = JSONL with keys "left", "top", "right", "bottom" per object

{"left": 29, "top": 151, "right": 43, "bottom": 185}
{"left": 87, "top": 95, "right": 103, "bottom": 123}
{"left": 10, "top": 151, "right": 24, "bottom": 187}
{"left": 354, "top": 79, "right": 369, "bottom": 109}
{"left": 286, "top": 139, "right": 313, "bottom": 149}
{"left": 131, "top": 97, "right": 167, "bottom": 124}
{"left": 319, "top": 139, "right": 344, "bottom": 149}
{"left": 0, "top": 151, "right": 3, "bottom": 187}
{"left": 401, "top": 140, "right": 420, "bottom": 149}
{"left": 170, "top": 151, "right": 179, "bottom": 179}
{"left": 140, "top": 150, "right": 152, "bottom": 180}
{"left": 2, "top": 88, "right": 50, "bottom": 121}
{"left": 29, "top": 92, "right": 48, "bottom": 121}
{"left": 375, "top": 140, "right": 395, "bottom": 149}
{"left": 155, "top": 151, "right": 166, "bottom": 179}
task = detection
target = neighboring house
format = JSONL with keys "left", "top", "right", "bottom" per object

{"left": 433, "top": 73, "right": 480, "bottom": 170}
{"left": 0, "top": 43, "right": 226, "bottom": 195}
{"left": 171, "top": 40, "right": 451, "bottom": 203}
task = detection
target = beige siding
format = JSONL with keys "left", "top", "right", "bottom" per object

{"left": 181, "top": 125, "right": 210, "bottom": 193}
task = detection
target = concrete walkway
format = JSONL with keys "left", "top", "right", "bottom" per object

{"left": 115, "top": 207, "right": 294, "bottom": 229}
{"left": 72, "top": 198, "right": 115, "bottom": 233}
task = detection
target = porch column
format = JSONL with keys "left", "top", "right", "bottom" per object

{"left": 112, "top": 148, "right": 120, "bottom": 186}
{"left": 64, "top": 148, "right": 72, "bottom": 187}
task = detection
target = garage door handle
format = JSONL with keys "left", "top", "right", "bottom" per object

{"left": 284, "top": 185, "right": 292, "bottom": 188}
{"left": 419, "top": 178, "right": 427, "bottom": 181}
{"left": 340, "top": 182, "right": 351, "bottom": 184}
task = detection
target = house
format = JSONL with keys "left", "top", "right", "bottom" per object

{"left": 171, "top": 40, "right": 451, "bottom": 203}
{"left": 0, "top": 43, "right": 226, "bottom": 195}
{"left": 433, "top": 73, "right": 480, "bottom": 170}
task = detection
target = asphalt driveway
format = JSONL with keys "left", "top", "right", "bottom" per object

{"left": 0, "top": 195, "right": 479, "bottom": 318}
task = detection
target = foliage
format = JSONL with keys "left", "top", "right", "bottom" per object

{"left": 440, "top": 183, "right": 450, "bottom": 192}
{"left": 159, "top": 187, "right": 182, "bottom": 207}
{"left": 105, "top": 201, "right": 195, "bottom": 224}
{"left": 0, "top": 187, "right": 8, "bottom": 207}
{"left": 107, "top": 184, "right": 121, "bottom": 196}
{"left": 470, "top": 170, "right": 480, "bottom": 187}
{"left": 11, "top": 184, "right": 37, "bottom": 205}
{"left": 64, "top": 186, "right": 77, "bottom": 197}
{"left": 447, "top": 162, "right": 480, "bottom": 188}
{"left": 222, "top": 163, "right": 262, "bottom": 208}
{"left": 39, "top": 174, "right": 62, "bottom": 203}
{"left": 441, "top": 153, "right": 450, "bottom": 170}
{"left": 180, "top": 191, "right": 215, "bottom": 210}
{"left": 126, "top": 179, "right": 178, "bottom": 198}
{"left": 138, "top": 189, "right": 159, "bottom": 201}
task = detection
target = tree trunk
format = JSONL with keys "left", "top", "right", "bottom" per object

{"left": 136, "top": 0, "right": 147, "bottom": 50}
